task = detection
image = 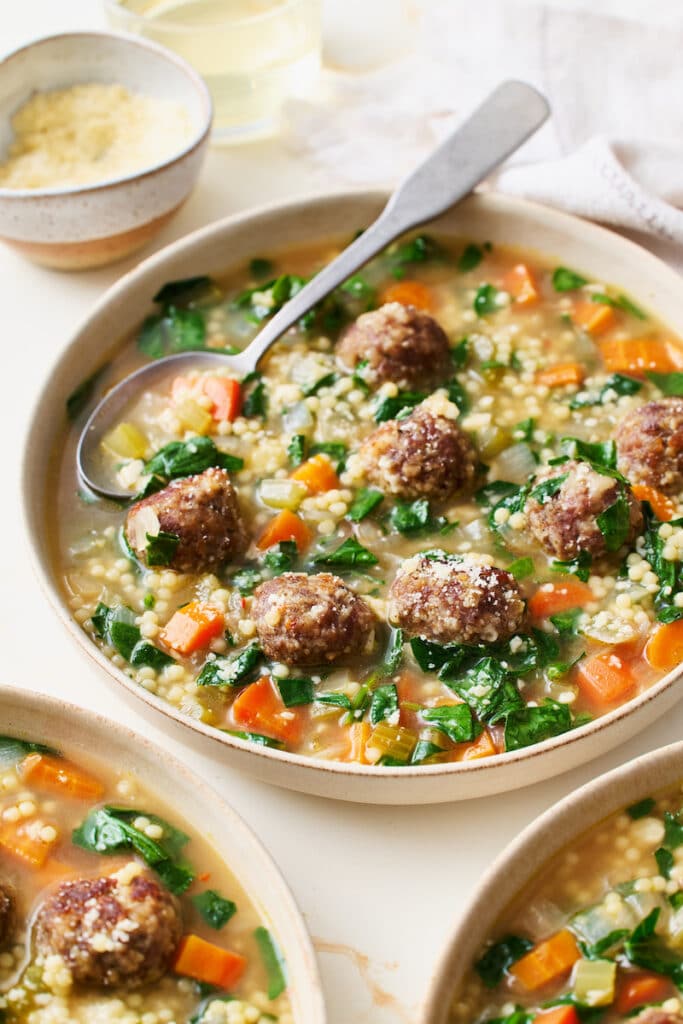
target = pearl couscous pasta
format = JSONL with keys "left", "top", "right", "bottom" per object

{"left": 54, "top": 233, "right": 683, "bottom": 768}
{"left": 0, "top": 734, "right": 292, "bottom": 1023}
{"left": 452, "top": 784, "right": 683, "bottom": 1024}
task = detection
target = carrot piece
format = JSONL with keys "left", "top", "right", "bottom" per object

{"left": 173, "top": 934, "right": 247, "bottom": 989}
{"left": 528, "top": 581, "right": 594, "bottom": 619}
{"left": 256, "top": 509, "right": 311, "bottom": 552}
{"left": 19, "top": 753, "right": 104, "bottom": 801}
{"left": 631, "top": 484, "right": 676, "bottom": 522}
{"left": 535, "top": 363, "right": 585, "bottom": 389}
{"left": 346, "top": 722, "right": 371, "bottom": 764}
{"left": 203, "top": 377, "right": 241, "bottom": 422}
{"left": 532, "top": 1006, "right": 580, "bottom": 1024}
{"left": 231, "top": 676, "right": 303, "bottom": 745}
{"left": 291, "top": 454, "right": 340, "bottom": 494}
{"left": 453, "top": 729, "right": 497, "bottom": 762}
{"left": 0, "top": 820, "right": 58, "bottom": 868}
{"left": 615, "top": 972, "right": 672, "bottom": 1014}
{"left": 503, "top": 263, "right": 539, "bottom": 307}
{"left": 510, "top": 929, "right": 580, "bottom": 991}
{"left": 600, "top": 337, "right": 683, "bottom": 376}
{"left": 573, "top": 300, "right": 617, "bottom": 336}
{"left": 162, "top": 601, "right": 224, "bottom": 655}
{"left": 645, "top": 620, "right": 683, "bottom": 671}
{"left": 576, "top": 649, "right": 637, "bottom": 706}
{"left": 381, "top": 280, "right": 435, "bottom": 312}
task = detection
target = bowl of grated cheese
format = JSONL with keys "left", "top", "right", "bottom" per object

{"left": 0, "top": 31, "right": 212, "bottom": 270}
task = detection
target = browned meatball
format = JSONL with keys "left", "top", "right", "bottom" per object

{"left": 34, "top": 866, "right": 182, "bottom": 989}
{"left": 632, "top": 1012, "right": 683, "bottom": 1024}
{"left": 252, "top": 572, "right": 377, "bottom": 666}
{"left": 125, "top": 467, "right": 247, "bottom": 573}
{"left": 358, "top": 405, "right": 477, "bottom": 501}
{"left": 616, "top": 397, "right": 683, "bottom": 495}
{"left": 525, "top": 459, "right": 643, "bottom": 561}
{"left": 0, "top": 880, "right": 15, "bottom": 949}
{"left": 336, "top": 302, "right": 452, "bottom": 390}
{"left": 388, "top": 553, "right": 525, "bottom": 645}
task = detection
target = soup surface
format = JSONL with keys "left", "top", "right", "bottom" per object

{"left": 452, "top": 781, "right": 683, "bottom": 1024}
{"left": 0, "top": 733, "right": 292, "bottom": 1023}
{"left": 55, "top": 233, "right": 683, "bottom": 767}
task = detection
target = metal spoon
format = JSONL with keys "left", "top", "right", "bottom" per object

{"left": 78, "top": 79, "right": 550, "bottom": 500}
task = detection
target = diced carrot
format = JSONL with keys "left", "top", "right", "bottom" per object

{"left": 510, "top": 929, "right": 580, "bottom": 991}
{"left": 256, "top": 509, "right": 311, "bottom": 552}
{"left": 631, "top": 484, "right": 676, "bottom": 522}
{"left": 173, "top": 934, "right": 247, "bottom": 989}
{"left": 600, "top": 337, "right": 683, "bottom": 376}
{"left": 161, "top": 601, "right": 225, "bottom": 655}
{"left": 381, "top": 280, "right": 435, "bottom": 312}
{"left": 19, "top": 754, "right": 104, "bottom": 801}
{"left": 575, "top": 649, "right": 637, "bottom": 706}
{"left": 535, "top": 363, "right": 585, "bottom": 389}
{"left": 231, "top": 676, "right": 303, "bottom": 745}
{"left": 532, "top": 1006, "right": 580, "bottom": 1024}
{"left": 452, "top": 729, "right": 497, "bottom": 762}
{"left": 0, "top": 820, "right": 58, "bottom": 868}
{"left": 645, "top": 620, "right": 683, "bottom": 671}
{"left": 291, "top": 454, "right": 340, "bottom": 494}
{"left": 528, "top": 581, "right": 594, "bottom": 619}
{"left": 573, "top": 300, "right": 617, "bottom": 336}
{"left": 346, "top": 722, "right": 372, "bottom": 764}
{"left": 615, "top": 972, "right": 672, "bottom": 1014}
{"left": 503, "top": 263, "right": 539, "bottom": 307}
{"left": 203, "top": 377, "right": 241, "bottom": 422}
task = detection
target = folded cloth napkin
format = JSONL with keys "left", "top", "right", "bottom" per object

{"left": 284, "top": 0, "right": 683, "bottom": 268}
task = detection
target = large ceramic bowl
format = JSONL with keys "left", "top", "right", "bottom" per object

{"left": 0, "top": 32, "right": 211, "bottom": 269}
{"left": 22, "top": 190, "right": 683, "bottom": 804}
{"left": 420, "top": 738, "right": 683, "bottom": 1024}
{"left": 0, "top": 684, "right": 325, "bottom": 1022}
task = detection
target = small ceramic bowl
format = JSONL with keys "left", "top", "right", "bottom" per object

{"left": 0, "top": 31, "right": 212, "bottom": 269}
{"left": 0, "top": 684, "right": 325, "bottom": 1022}
{"left": 420, "top": 739, "right": 683, "bottom": 1024}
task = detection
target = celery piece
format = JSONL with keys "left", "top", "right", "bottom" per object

{"left": 368, "top": 722, "right": 417, "bottom": 761}
{"left": 102, "top": 422, "right": 147, "bottom": 460}
{"left": 571, "top": 895, "right": 636, "bottom": 947}
{"left": 259, "top": 479, "right": 308, "bottom": 511}
{"left": 174, "top": 398, "right": 212, "bottom": 435}
{"left": 572, "top": 958, "right": 616, "bottom": 1006}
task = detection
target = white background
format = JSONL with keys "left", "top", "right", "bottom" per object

{"left": 2, "top": 3, "right": 683, "bottom": 1022}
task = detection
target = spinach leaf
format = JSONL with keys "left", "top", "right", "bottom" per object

{"left": 263, "top": 540, "right": 298, "bottom": 574}
{"left": 389, "top": 498, "right": 433, "bottom": 535}
{"left": 569, "top": 373, "right": 642, "bottom": 409}
{"left": 552, "top": 550, "right": 593, "bottom": 583}
{"left": 596, "top": 489, "right": 632, "bottom": 551}
{"left": 0, "top": 735, "right": 59, "bottom": 770}
{"left": 410, "top": 740, "right": 445, "bottom": 764}
{"left": 348, "top": 487, "right": 384, "bottom": 522}
{"left": 232, "top": 274, "right": 306, "bottom": 323}
{"left": 254, "top": 927, "right": 287, "bottom": 999}
{"left": 446, "top": 378, "right": 470, "bottom": 413}
{"left": 458, "top": 243, "right": 484, "bottom": 273}
{"left": 379, "top": 628, "right": 404, "bottom": 677}
{"left": 589, "top": 293, "right": 647, "bottom": 320}
{"left": 447, "top": 658, "right": 524, "bottom": 724}
{"left": 476, "top": 935, "right": 533, "bottom": 987}
{"left": 624, "top": 908, "right": 683, "bottom": 983}
{"left": 276, "top": 677, "right": 315, "bottom": 707}
{"left": 422, "top": 703, "right": 479, "bottom": 744}
{"left": 309, "top": 441, "right": 347, "bottom": 471}
{"left": 387, "top": 234, "right": 444, "bottom": 278}
{"left": 664, "top": 810, "right": 683, "bottom": 849}
{"left": 192, "top": 890, "right": 237, "bottom": 930}
{"left": 369, "top": 684, "right": 399, "bottom": 726}
{"left": 552, "top": 267, "right": 588, "bottom": 292}
{"left": 228, "top": 567, "right": 263, "bottom": 596}
{"left": 550, "top": 608, "right": 583, "bottom": 635}
{"left": 374, "top": 391, "right": 425, "bottom": 423}
{"left": 91, "top": 603, "right": 174, "bottom": 670}
{"left": 197, "top": 642, "right": 263, "bottom": 688}
{"left": 340, "top": 274, "right": 376, "bottom": 306}
{"left": 641, "top": 505, "right": 683, "bottom": 622}
{"left": 241, "top": 372, "right": 268, "bottom": 418}
{"left": 530, "top": 475, "right": 568, "bottom": 505}
{"left": 313, "top": 537, "right": 378, "bottom": 567}
{"left": 139, "top": 437, "right": 243, "bottom": 497}
{"left": 223, "top": 730, "right": 284, "bottom": 749}
{"left": 144, "top": 531, "right": 179, "bottom": 568}
{"left": 451, "top": 338, "right": 470, "bottom": 369}
{"left": 514, "top": 418, "right": 536, "bottom": 442}
{"left": 474, "top": 284, "right": 507, "bottom": 316}
{"left": 656, "top": 847, "right": 674, "bottom": 878}
{"left": 302, "top": 372, "right": 339, "bottom": 397}
{"left": 561, "top": 437, "right": 618, "bottom": 472}
{"left": 507, "top": 557, "right": 534, "bottom": 580}
{"left": 647, "top": 371, "right": 683, "bottom": 397}
{"left": 476, "top": 480, "right": 522, "bottom": 506}
{"left": 137, "top": 307, "right": 207, "bottom": 360}
{"left": 315, "top": 692, "right": 353, "bottom": 711}
{"left": 153, "top": 276, "right": 214, "bottom": 307}
{"left": 249, "top": 258, "right": 274, "bottom": 279}
{"left": 580, "top": 929, "right": 630, "bottom": 960}
{"left": 287, "top": 434, "right": 307, "bottom": 466}
{"left": 627, "top": 797, "right": 656, "bottom": 820}
{"left": 504, "top": 700, "right": 572, "bottom": 751}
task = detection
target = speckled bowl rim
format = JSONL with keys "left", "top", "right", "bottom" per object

{"left": 0, "top": 683, "right": 325, "bottom": 1021}
{"left": 20, "top": 188, "right": 683, "bottom": 796}
{"left": 0, "top": 30, "right": 213, "bottom": 199}
{"left": 420, "top": 738, "right": 683, "bottom": 1024}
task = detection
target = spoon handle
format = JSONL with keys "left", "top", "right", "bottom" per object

{"left": 231, "top": 79, "right": 550, "bottom": 375}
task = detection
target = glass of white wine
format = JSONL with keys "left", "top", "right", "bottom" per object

{"left": 104, "top": 0, "right": 322, "bottom": 142}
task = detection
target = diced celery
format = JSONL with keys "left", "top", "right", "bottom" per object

{"left": 175, "top": 399, "right": 212, "bottom": 435}
{"left": 624, "top": 890, "right": 664, "bottom": 923}
{"left": 102, "top": 422, "right": 147, "bottom": 460}
{"left": 572, "top": 958, "right": 616, "bottom": 1006}
{"left": 259, "top": 479, "right": 308, "bottom": 511}
{"left": 571, "top": 895, "right": 636, "bottom": 945}
{"left": 667, "top": 904, "right": 683, "bottom": 947}
{"left": 478, "top": 426, "right": 513, "bottom": 461}
{"left": 368, "top": 722, "right": 417, "bottom": 761}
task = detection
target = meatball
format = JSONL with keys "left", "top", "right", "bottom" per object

{"left": 125, "top": 467, "right": 247, "bottom": 573}
{"left": 388, "top": 553, "right": 525, "bottom": 645}
{"left": 632, "top": 1012, "right": 683, "bottom": 1024}
{"left": 358, "top": 405, "right": 477, "bottom": 501}
{"left": 525, "top": 459, "right": 643, "bottom": 561}
{"left": 0, "top": 880, "right": 15, "bottom": 949}
{"left": 252, "top": 572, "right": 377, "bottom": 666}
{"left": 616, "top": 397, "right": 683, "bottom": 495}
{"left": 336, "top": 302, "right": 452, "bottom": 390}
{"left": 34, "top": 865, "right": 182, "bottom": 989}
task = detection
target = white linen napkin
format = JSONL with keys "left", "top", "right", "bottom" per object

{"left": 284, "top": 0, "right": 683, "bottom": 268}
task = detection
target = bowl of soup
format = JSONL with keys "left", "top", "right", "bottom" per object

{"left": 421, "top": 740, "right": 683, "bottom": 1024}
{"left": 22, "top": 189, "right": 683, "bottom": 803}
{"left": 0, "top": 685, "right": 324, "bottom": 1023}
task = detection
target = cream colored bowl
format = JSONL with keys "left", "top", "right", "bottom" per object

{"left": 0, "top": 684, "right": 325, "bottom": 1022}
{"left": 21, "top": 190, "right": 683, "bottom": 803}
{"left": 420, "top": 739, "right": 683, "bottom": 1024}
{"left": 0, "top": 32, "right": 211, "bottom": 269}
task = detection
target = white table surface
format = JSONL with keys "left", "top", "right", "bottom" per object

{"left": 3, "top": 3, "right": 683, "bottom": 1022}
